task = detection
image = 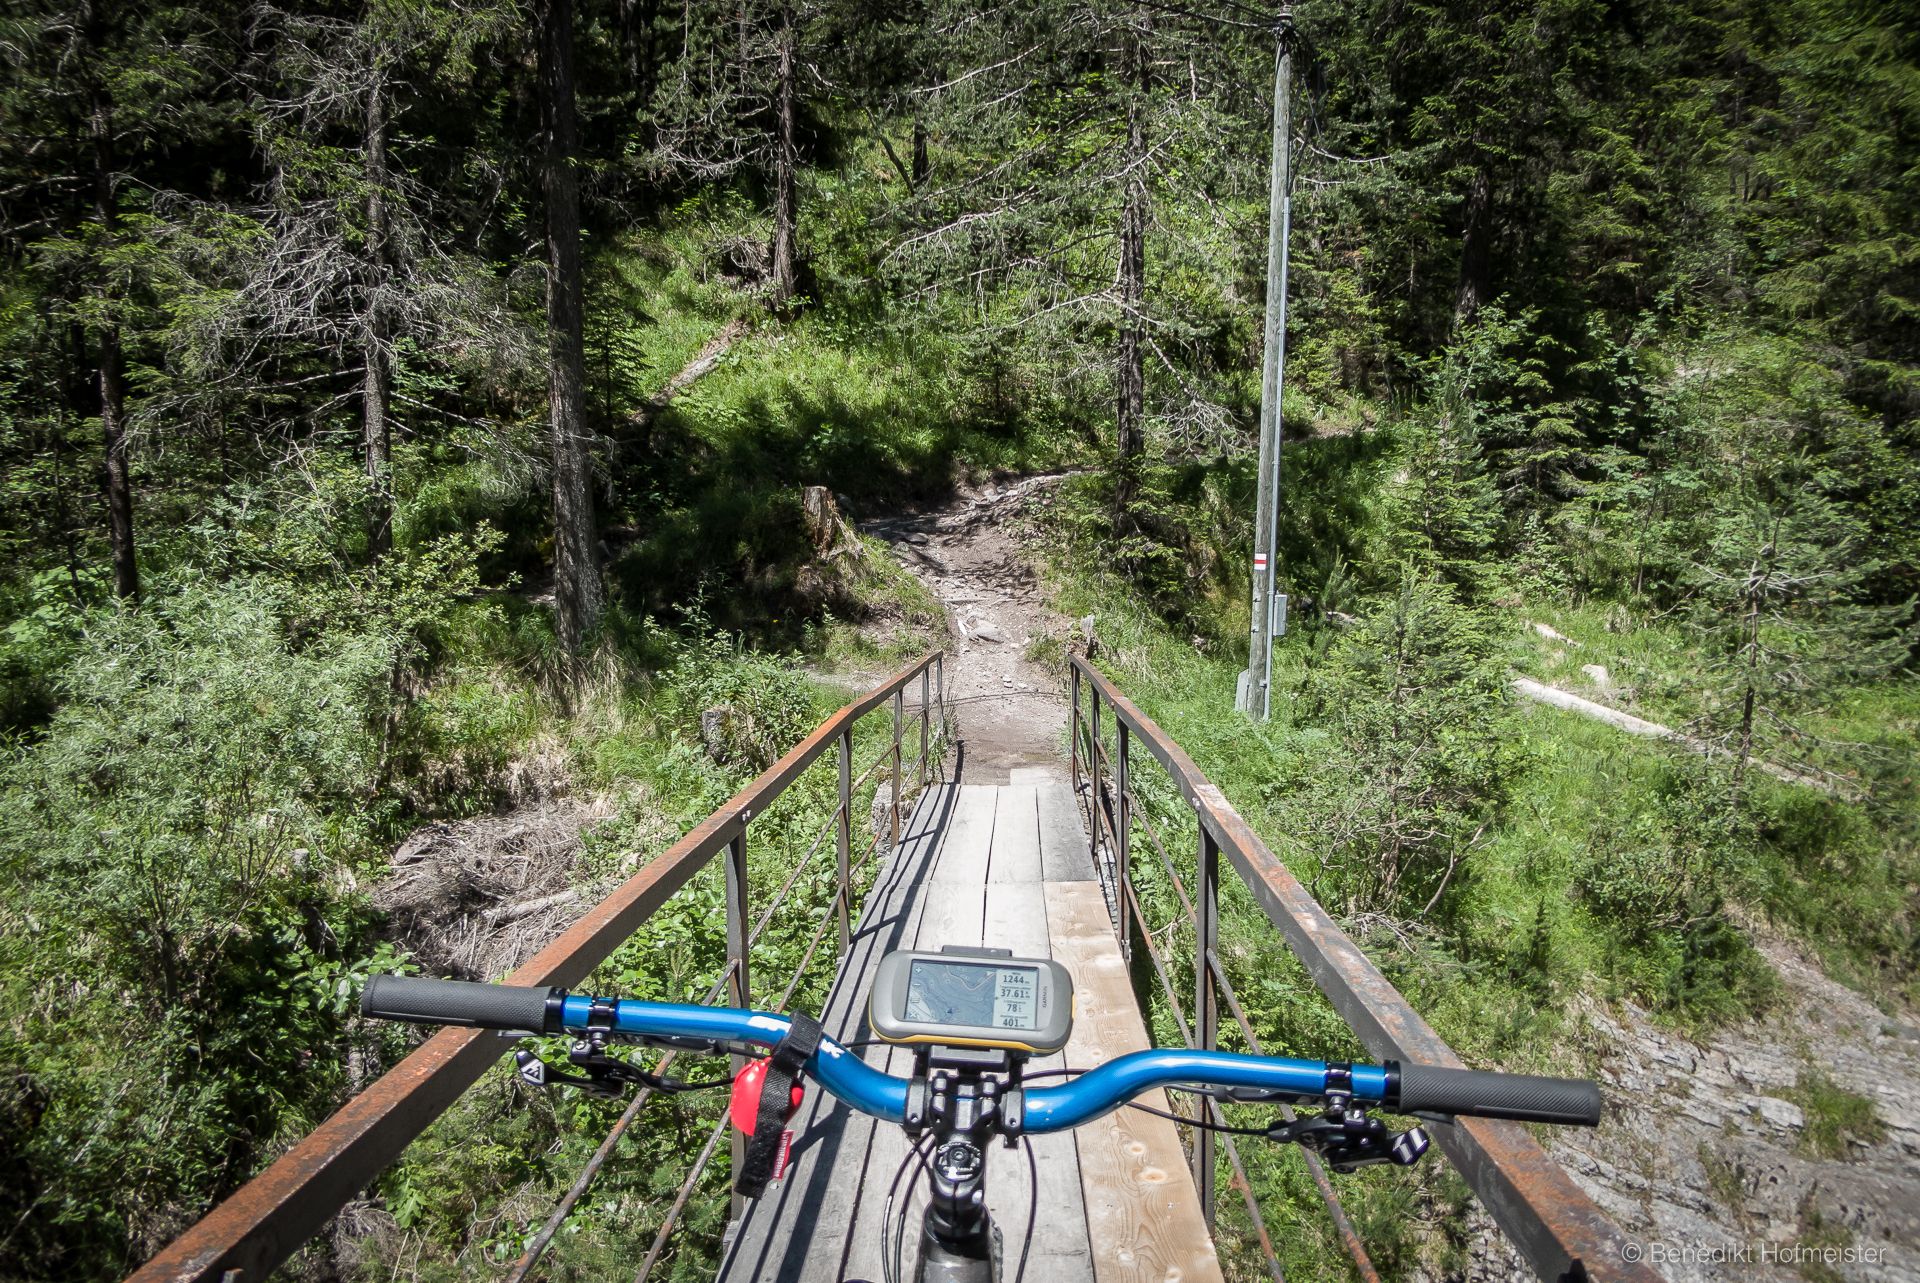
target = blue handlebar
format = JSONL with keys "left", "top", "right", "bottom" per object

{"left": 362, "top": 977, "right": 1600, "bottom": 1127}
{"left": 557, "top": 996, "right": 1383, "bottom": 1130}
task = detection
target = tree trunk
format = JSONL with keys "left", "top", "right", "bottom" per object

{"left": 911, "top": 115, "right": 929, "bottom": 186}
{"left": 769, "top": 2, "right": 800, "bottom": 308}
{"left": 539, "top": 0, "right": 604, "bottom": 655}
{"left": 1112, "top": 12, "right": 1150, "bottom": 526}
{"left": 89, "top": 75, "right": 137, "bottom": 601}
{"left": 1453, "top": 160, "right": 1493, "bottom": 328}
{"left": 362, "top": 51, "right": 394, "bottom": 559}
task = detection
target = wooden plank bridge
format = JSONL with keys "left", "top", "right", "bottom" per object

{"left": 129, "top": 651, "right": 1657, "bottom": 1283}
{"left": 718, "top": 772, "right": 1218, "bottom": 1283}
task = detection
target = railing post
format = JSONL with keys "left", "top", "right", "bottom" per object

{"left": 1089, "top": 682, "right": 1107, "bottom": 887}
{"left": 1069, "top": 661, "right": 1082, "bottom": 797}
{"left": 1116, "top": 721, "right": 1132, "bottom": 963}
{"left": 918, "top": 664, "right": 930, "bottom": 796}
{"left": 890, "top": 687, "right": 904, "bottom": 850}
{"left": 836, "top": 729, "right": 852, "bottom": 957}
{"left": 725, "top": 826, "right": 751, "bottom": 1219}
{"left": 1193, "top": 823, "right": 1220, "bottom": 1224}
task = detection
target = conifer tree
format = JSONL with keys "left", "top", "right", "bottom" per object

{"left": 1289, "top": 570, "right": 1524, "bottom": 918}
{"left": 1685, "top": 491, "right": 1911, "bottom": 805}
{"left": 539, "top": 0, "right": 605, "bottom": 655}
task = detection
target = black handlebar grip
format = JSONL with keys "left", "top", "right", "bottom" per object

{"left": 360, "top": 975, "right": 561, "bottom": 1034}
{"left": 1396, "top": 1064, "right": 1603, "bottom": 1126}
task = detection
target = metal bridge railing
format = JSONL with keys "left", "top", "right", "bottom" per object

{"left": 131, "top": 652, "right": 948, "bottom": 1283}
{"left": 1069, "top": 653, "right": 1657, "bottom": 1283}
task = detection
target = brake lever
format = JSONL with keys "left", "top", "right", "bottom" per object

{"left": 516, "top": 1047, "right": 628, "bottom": 1098}
{"left": 514, "top": 1030, "right": 733, "bottom": 1099}
{"left": 1269, "top": 1092, "right": 1431, "bottom": 1173}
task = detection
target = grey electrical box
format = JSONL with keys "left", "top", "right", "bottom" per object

{"left": 1271, "top": 593, "right": 1288, "bottom": 637}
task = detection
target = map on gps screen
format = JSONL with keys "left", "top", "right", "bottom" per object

{"left": 905, "top": 961, "right": 1039, "bottom": 1032}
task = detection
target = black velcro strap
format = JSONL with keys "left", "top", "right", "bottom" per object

{"left": 735, "top": 1013, "right": 823, "bottom": 1198}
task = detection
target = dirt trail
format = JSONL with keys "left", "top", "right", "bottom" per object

{"left": 863, "top": 474, "right": 1079, "bottom": 783}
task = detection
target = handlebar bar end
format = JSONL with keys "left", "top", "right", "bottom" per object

{"left": 361, "top": 975, "right": 563, "bottom": 1034}
{"left": 1394, "top": 1063, "right": 1604, "bottom": 1127}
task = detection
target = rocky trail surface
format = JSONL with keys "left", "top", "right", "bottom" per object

{"left": 862, "top": 473, "right": 1081, "bottom": 782}
{"left": 1546, "top": 929, "right": 1920, "bottom": 1283}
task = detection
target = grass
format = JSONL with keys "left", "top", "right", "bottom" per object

{"left": 592, "top": 228, "right": 1079, "bottom": 645}
{"left": 1786, "top": 1070, "right": 1886, "bottom": 1160}
{"left": 1510, "top": 597, "right": 1920, "bottom": 1008}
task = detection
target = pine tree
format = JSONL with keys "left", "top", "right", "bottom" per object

{"left": 1685, "top": 490, "right": 1911, "bottom": 805}
{"left": 1289, "top": 569, "right": 1524, "bottom": 918}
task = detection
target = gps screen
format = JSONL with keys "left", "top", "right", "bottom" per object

{"left": 904, "top": 960, "right": 1040, "bottom": 1032}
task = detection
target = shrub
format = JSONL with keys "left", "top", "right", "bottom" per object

{"left": 0, "top": 537, "right": 491, "bottom": 1273}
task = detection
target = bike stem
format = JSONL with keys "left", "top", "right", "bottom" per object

{"left": 902, "top": 1050, "right": 1025, "bottom": 1283}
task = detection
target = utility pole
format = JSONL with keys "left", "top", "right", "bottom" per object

{"left": 1237, "top": 12, "right": 1294, "bottom": 720}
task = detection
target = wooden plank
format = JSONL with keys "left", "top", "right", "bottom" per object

{"left": 842, "top": 793, "right": 994, "bottom": 1283}
{"left": 933, "top": 783, "right": 998, "bottom": 885}
{"left": 1038, "top": 781, "right": 1096, "bottom": 882}
{"left": 1047, "top": 880, "right": 1224, "bottom": 1283}
{"left": 984, "top": 881, "right": 1094, "bottom": 1283}
{"left": 987, "top": 784, "right": 1042, "bottom": 884}
{"left": 983, "top": 882, "right": 1048, "bottom": 953}
{"left": 719, "top": 785, "right": 952, "bottom": 1283}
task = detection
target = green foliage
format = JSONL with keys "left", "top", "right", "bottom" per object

{"left": 0, "top": 0, "right": 1915, "bottom": 1274}
{"left": 1683, "top": 490, "right": 1911, "bottom": 797}
{"left": 5, "top": 580, "right": 390, "bottom": 1000}
{"left": 1382, "top": 383, "right": 1504, "bottom": 600}
{"left": 1286, "top": 572, "right": 1526, "bottom": 918}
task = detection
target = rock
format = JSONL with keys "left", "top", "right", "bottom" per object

{"left": 699, "top": 706, "right": 736, "bottom": 763}
{"left": 1753, "top": 1096, "right": 1806, "bottom": 1131}
{"left": 971, "top": 619, "right": 1007, "bottom": 643}
{"left": 1582, "top": 663, "right": 1612, "bottom": 690}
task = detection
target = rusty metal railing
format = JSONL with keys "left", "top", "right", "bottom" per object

{"left": 1069, "top": 654, "right": 1655, "bottom": 1283}
{"left": 131, "top": 652, "right": 948, "bottom": 1283}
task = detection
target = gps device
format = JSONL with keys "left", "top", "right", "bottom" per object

{"left": 869, "top": 947, "right": 1074, "bottom": 1056}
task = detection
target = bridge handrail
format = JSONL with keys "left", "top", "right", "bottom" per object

{"left": 130, "top": 652, "right": 946, "bottom": 1283}
{"left": 1068, "top": 653, "right": 1654, "bottom": 1283}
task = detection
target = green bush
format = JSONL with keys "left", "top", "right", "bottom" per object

{"left": 0, "top": 576, "right": 410, "bottom": 1271}
{"left": 0, "top": 527, "right": 502, "bottom": 1275}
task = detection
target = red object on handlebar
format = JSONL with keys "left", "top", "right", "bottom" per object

{"left": 730, "top": 1057, "right": 805, "bottom": 1135}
